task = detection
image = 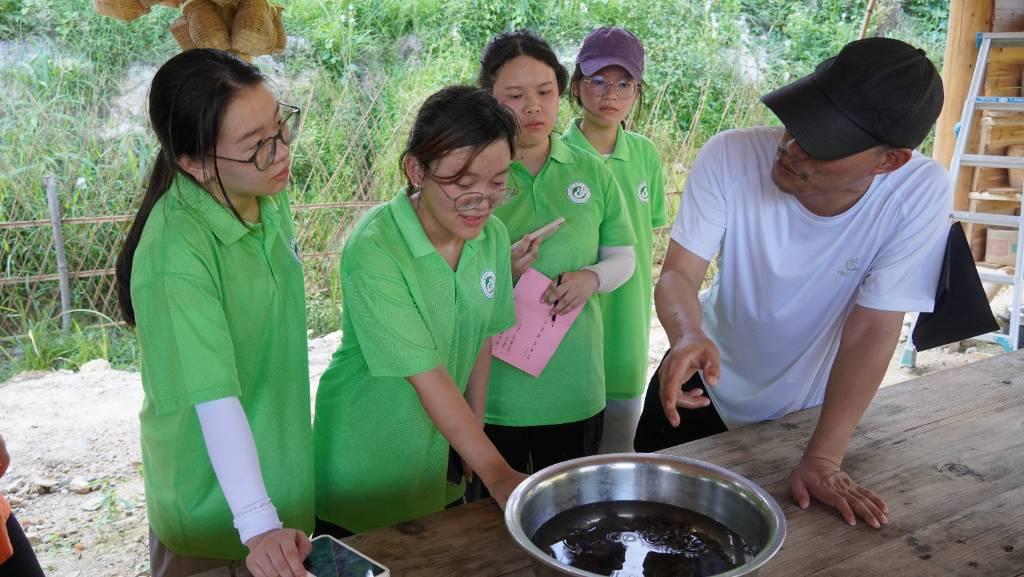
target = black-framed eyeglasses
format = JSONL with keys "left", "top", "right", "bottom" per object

{"left": 213, "top": 103, "right": 301, "bottom": 171}
{"left": 582, "top": 75, "right": 639, "bottom": 98}
{"left": 433, "top": 180, "right": 516, "bottom": 212}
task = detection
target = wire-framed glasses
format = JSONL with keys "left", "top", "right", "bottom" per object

{"left": 213, "top": 103, "right": 301, "bottom": 171}
{"left": 582, "top": 76, "right": 639, "bottom": 98}
{"left": 433, "top": 181, "right": 516, "bottom": 212}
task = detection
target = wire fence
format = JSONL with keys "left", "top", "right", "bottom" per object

{"left": 1, "top": 73, "right": 768, "bottom": 337}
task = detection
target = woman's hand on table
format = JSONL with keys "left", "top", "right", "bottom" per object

{"left": 511, "top": 235, "right": 543, "bottom": 281}
{"left": 791, "top": 455, "right": 888, "bottom": 529}
{"left": 541, "top": 270, "right": 599, "bottom": 316}
{"left": 658, "top": 334, "right": 721, "bottom": 427}
{"left": 245, "top": 527, "right": 313, "bottom": 577}
{"left": 488, "top": 469, "right": 529, "bottom": 510}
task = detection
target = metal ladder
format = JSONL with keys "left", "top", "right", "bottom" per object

{"left": 900, "top": 32, "right": 1024, "bottom": 367}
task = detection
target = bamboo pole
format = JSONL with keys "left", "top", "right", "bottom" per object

{"left": 859, "top": 0, "right": 879, "bottom": 39}
{"left": 0, "top": 268, "right": 116, "bottom": 287}
{"left": 0, "top": 201, "right": 383, "bottom": 231}
{"left": 45, "top": 176, "right": 72, "bottom": 333}
{"left": 0, "top": 214, "right": 134, "bottom": 230}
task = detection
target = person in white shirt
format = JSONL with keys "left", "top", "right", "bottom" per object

{"left": 637, "top": 37, "right": 949, "bottom": 530}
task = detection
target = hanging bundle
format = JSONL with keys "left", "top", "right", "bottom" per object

{"left": 183, "top": 0, "right": 231, "bottom": 51}
{"left": 94, "top": 0, "right": 286, "bottom": 60}
{"left": 231, "top": 0, "right": 274, "bottom": 56}
{"left": 271, "top": 5, "right": 286, "bottom": 53}
{"left": 169, "top": 15, "right": 195, "bottom": 50}
{"left": 92, "top": 0, "right": 150, "bottom": 21}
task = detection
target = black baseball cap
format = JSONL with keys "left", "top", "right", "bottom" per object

{"left": 761, "top": 37, "right": 944, "bottom": 161}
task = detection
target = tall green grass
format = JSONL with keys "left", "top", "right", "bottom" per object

{"left": 0, "top": 0, "right": 949, "bottom": 376}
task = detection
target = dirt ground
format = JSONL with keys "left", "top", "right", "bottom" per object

{"left": 0, "top": 318, "right": 999, "bottom": 577}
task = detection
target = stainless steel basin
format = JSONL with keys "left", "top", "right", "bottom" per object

{"left": 504, "top": 453, "right": 786, "bottom": 577}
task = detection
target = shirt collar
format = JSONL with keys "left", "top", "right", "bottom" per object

{"left": 548, "top": 132, "right": 576, "bottom": 164}
{"left": 169, "top": 174, "right": 251, "bottom": 246}
{"left": 258, "top": 195, "right": 281, "bottom": 255}
{"left": 391, "top": 192, "right": 435, "bottom": 259}
{"left": 391, "top": 192, "right": 482, "bottom": 261}
{"left": 565, "top": 117, "right": 631, "bottom": 161}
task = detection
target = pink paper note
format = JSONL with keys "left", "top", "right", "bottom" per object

{"left": 492, "top": 268, "right": 583, "bottom": 377}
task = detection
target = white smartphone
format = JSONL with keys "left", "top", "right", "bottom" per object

{"left": 304, "top": 534, "right": 390, "bottom": 577}
{"left": 514, "top": 217, "right": 565, "bottom": 250}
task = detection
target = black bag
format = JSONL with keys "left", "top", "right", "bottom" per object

{"left": 912, "top": 222, "right": 1000, "bottom": 351}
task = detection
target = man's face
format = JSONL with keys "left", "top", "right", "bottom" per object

{"left": 771, "top": 130, "right": 889, "bottom": 199}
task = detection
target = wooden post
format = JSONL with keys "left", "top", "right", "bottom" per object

{"left": 45, "top": 175, "right": 72, "bottom": 333}
{"left": 860, "top": 0, "right": 879, "bottom": 39}
{"left": 933, "top": 0, "right": 994, "bottom": 212}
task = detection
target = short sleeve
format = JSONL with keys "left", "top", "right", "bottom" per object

{"left": 487, "top": 220, "right": 517, "bottom": 336}
{"left": 341, "top": 244, "right": 443, "bottom": 378}
{"left": 670, "top": 134, "right": 728, "bottom": 262}
{"left": 647, "top": 144, "right": 670, "bottom": 229}
{"left": 857, "top": 164, "right": 951, "bottom": 312}
{"left": 598, "top": 164, "right": 638, "bottom": 247}
{"left": 133, "top": 272, "right": 242, "bottom": 416}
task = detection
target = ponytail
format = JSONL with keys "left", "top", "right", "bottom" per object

{"left": 114, "top": 49, "right": 265, "bottom": 325}
{"left": 115, "top": 151, "right": 177, "bottom": 326}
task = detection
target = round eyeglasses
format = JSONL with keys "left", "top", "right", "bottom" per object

{"left": 434, "top": 182, "right": 516, "bottom": 212}
{"left": 582, "top": 75, "right": 639, "bottom": 99}
{"left": 214, "top": 103, "right": 301, "bottom": 171}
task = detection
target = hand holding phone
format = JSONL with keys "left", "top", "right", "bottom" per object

{"left": 303, "top": 534, "right": 390, "bottom": 577}
{"left": 511, "top": 218, "right": 564, "bottom": 281}
{"left": 513, "top": 217, "right": 565, "bottom": 249}
{"left": 245, "top": 528, "right": 311, "bottom": 577}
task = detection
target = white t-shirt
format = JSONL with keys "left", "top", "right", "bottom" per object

{"left": 671, "top": 126, "right": 950, "bottom": 428}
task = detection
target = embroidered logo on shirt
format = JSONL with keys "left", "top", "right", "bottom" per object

{"left": 637, "top": 180, "right": 650, "bottom": 204}
{"left": 838, "top": 257, "right": 861, "bottom": 276}
{"left": 566, "top": 181, "right": 592, "bottom": 205}
{"left": 481, "top": 270, "right": 496, "bottom": 299}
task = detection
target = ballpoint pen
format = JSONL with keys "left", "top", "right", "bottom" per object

{"left": 552, "top": 273, "right": 562, "bottom": 323}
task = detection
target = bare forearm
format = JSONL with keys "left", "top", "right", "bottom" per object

{"left": 408, "top": 366, "right": 510, "bottom": 484}
{"left": 655, "top": 270, "right": 705, "bottom": 346}
{"left": 465, "top": 338, "right": 492, "bottom": 421}
{"left": 805, "top": 309, "right": 903, "bottom": 463}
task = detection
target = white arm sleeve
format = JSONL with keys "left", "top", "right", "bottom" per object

{"left": 583, "top": 245, "right": 636, "bottom": 293}
{"left": 195, "top": 397, "right": 283, "bottom": 544}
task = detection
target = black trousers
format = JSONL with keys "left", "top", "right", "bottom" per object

{"left": 0, "top": 513, "right": 45, "bottom": 577}
{"left": 467, "top": 410, "right": 604, "bottom": 500}
{"left": 314, "top": 517, "right": 354, "bottom": 541}
{"left": 633, "top": 356, "right": 728, "bottom": 453}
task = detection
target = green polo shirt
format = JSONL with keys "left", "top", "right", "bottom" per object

{"left": 131, "top": 175, "right": 314, "bottom": 560}
{"left": 487, "top": 134, "right": 636, "bottom": 426}
{"left": 314, "top": 193, "right": 516, "bottom": 533}
{"left": 563, "top": 119, "right": 669, "bottom": 399}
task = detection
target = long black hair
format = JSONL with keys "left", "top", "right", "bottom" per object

{"left": 478, "top": 29, "right": 569, "bottom": 95}
{"left": 116, "top": 49, "right": 265, "bottom": 326}
{"left": 401, "top": 86, "right": 519, "bottom": 194}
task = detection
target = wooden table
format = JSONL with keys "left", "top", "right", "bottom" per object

{"left": 345, "top": 351, "right": 1024, "bottom": 576}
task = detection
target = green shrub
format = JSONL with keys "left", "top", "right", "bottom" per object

{"left": 0, "top": 0, "right": 950, "bottom": 359}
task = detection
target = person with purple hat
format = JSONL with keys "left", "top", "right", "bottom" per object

{"left": 637, "top": 37, "right": 949, "bottom": 529}
{"left": 562, "top": 27, "right": 669, "bottom": 454}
